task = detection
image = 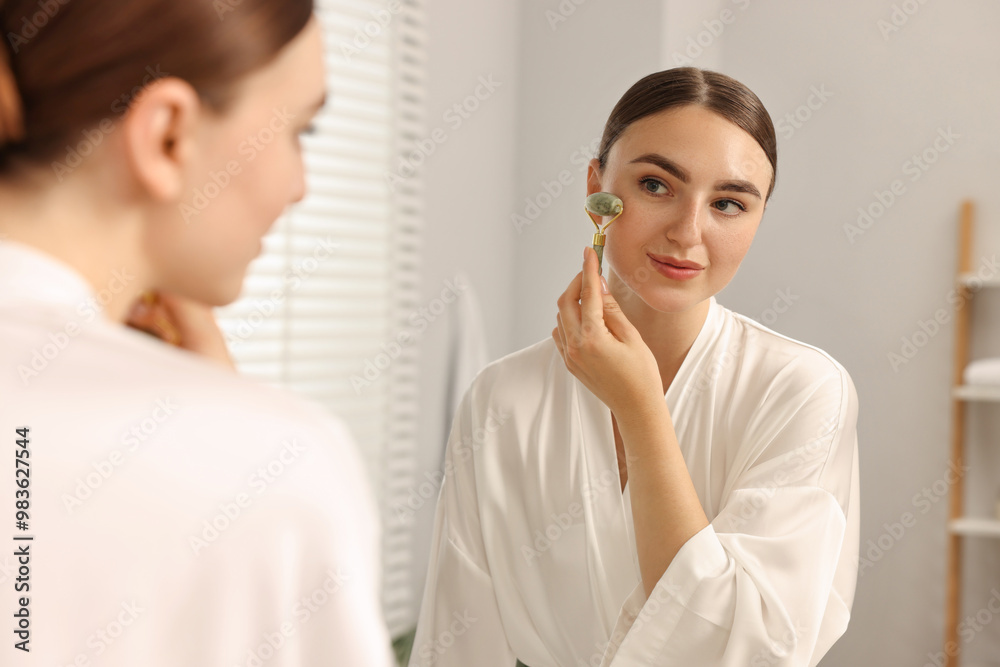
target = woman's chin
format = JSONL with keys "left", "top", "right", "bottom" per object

{"left": 633, "top": 286, "right": 709, "bottom": 315}
{"left": 180, "top": 275, "right": 245, "bottom": 309}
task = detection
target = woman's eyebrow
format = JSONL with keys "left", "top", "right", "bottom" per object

{"left": 630, "top": 153, "right": 690, "bottom": 182}
{"left": 717, "top": 181, "right": 761, "bottom": 199}
{"left": 629, "top": 152, "right": 761, "bottom": 199}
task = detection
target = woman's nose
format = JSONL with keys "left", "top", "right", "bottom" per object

{"left": 664, "top": 199, "right": 703, "bottom": 247}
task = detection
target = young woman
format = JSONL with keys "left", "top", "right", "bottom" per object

{"left": 411, "top": 68, "right": 859, "bottom": 666}
{"left": 0, "top": 1, "right": 393, "bottom": 664}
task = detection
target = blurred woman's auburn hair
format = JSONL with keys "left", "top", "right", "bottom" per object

{"left": 0, "top": 0, "right": 313, "bottom": 177}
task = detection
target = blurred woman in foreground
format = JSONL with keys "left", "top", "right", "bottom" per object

{"left": 0, "top": 0, "right": 393, "bottom": 664}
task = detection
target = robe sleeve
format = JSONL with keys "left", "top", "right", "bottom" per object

{"left": 409, "top": 389, "right": 518, "bottom": 667}
{"left": 601, "top": 364, "right": 860, "bottom": 667}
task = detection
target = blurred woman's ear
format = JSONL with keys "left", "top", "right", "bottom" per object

{"left": 0, "top": 0, "right": 312, "bottom": 179}
{"left": 121, "top": 78, "right": 202, "bottom": 202}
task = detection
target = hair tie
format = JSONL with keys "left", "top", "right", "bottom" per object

{"left": 0, "top": 40, "right": 26, "bottom": 149}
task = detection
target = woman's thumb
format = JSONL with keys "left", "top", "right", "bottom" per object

{"left": 599, "top": 279, "right": 634, "bottom": 340}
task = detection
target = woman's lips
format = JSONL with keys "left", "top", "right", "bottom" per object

{"left": 649, "top": 255, "right": 703, "bottom": 281}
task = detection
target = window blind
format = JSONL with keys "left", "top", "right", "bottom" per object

{"left": 214, "top": 0, "right": 425, "bottom": 638}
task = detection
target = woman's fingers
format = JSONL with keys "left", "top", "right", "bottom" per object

{"left": 158, "top": 293, "right": 236, "bottom": 368}
{"left": 126, "top": 293, "right": 181, "bottom": 345}
{"left": 554, "top": 314, "right": 568, "bottom": 356}
{"left": 581, "top": 247, "right": 636, "bottom": 344}
{"left": 580, "top": 247, "right": 606, "bottom": 329}
{"left": 555, "top": 269, "right": 584, "bottom": 339}
{"left": 126, "top": 291, "right": 235, "bottom": 369}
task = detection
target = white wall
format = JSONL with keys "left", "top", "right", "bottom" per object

{"left": 703, "top": 2, "right": 1000, "bottom": 665}
{"left": 411, "top": 0, "right": 520, "bottom": 629}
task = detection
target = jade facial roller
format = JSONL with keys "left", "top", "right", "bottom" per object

{"left": 585, "top": 192, "right": 624, "bottom": 274}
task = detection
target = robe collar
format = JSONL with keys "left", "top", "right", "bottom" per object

{"left": 0, "top": 239, "right": 101, "bottom": 314}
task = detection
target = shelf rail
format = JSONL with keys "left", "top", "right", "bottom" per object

{"left": 944, "top": 199, "right": 974, "bottom": 667}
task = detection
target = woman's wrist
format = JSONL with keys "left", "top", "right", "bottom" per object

{"left": 611, "top": 390, "right": 672, "bottom": 445}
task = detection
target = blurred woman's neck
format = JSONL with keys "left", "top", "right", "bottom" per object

{"left": 0, "top": 156, "right": 152, "bottom": 322}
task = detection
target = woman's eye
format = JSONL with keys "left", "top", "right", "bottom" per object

{"left": 713, "top": 199, "right": 746, "bottom": 216}
{"left": 640, "top": 178, "right": 667, "bottom": 195}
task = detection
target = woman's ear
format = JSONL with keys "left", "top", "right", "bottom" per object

{"left": 121, "top": 77, "right": 201, "bottom": 203}
{"left": 586, "top": 158, "right": 603, "bottom": 197}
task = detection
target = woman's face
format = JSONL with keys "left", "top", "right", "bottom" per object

{"left": 589, "top": 104, "right": 773, "bottom": 314}
{"left": 144, "top": 17, "right": 326, "bottom": 306}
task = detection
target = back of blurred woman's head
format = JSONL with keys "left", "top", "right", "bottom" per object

{"left": 0, "top": 0, "right": 313, "bottom": 178}
{"left": 0, "top": 0, "right": 324, "bottom": 309}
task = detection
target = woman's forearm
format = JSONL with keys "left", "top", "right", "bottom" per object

{"left": 615, "top": 397, "right": 710, "bottom": 598}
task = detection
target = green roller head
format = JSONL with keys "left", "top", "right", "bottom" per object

{"left": 585, "top": 192, "right": 623, "bottom": 218}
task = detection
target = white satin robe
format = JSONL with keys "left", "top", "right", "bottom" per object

{"left": 0, "top": 240, "right": 394, "bottom": 666}
{"left": 410, "top": 294, "right": 860, "bottom": 667}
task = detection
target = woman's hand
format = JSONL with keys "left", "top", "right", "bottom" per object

{"left": 552, "top": 247, "right": 662, "bottom": 416}
{"left": 126, "top": 291, "right": 237, "bottom": 370}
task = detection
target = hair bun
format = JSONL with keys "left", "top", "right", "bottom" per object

{"left": 0, "top": 41, "right": 26, "bottom": 149}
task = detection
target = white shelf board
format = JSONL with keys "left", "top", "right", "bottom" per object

{"left": 953, "top": 384, "right": 1000, "bottom": 401}
{"left": 958, "top": 273, "right": 1000, "bottom": 288}
{"left": 949, "top": 517, "right": 1000, "bottom": 538}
